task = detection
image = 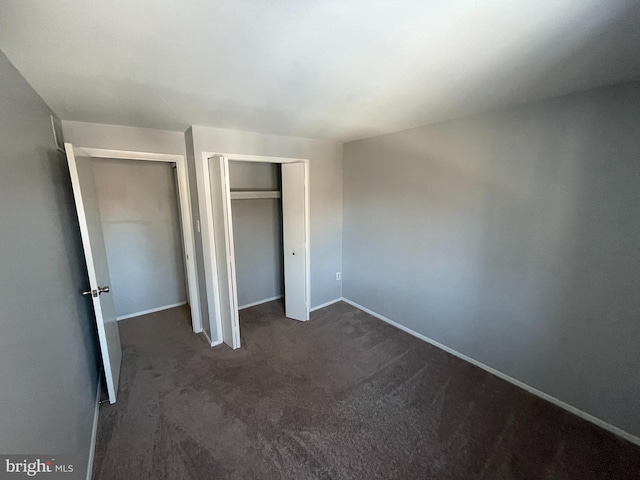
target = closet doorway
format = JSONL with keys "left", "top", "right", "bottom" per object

{"left": 202, "top": 153, "right": 310, "bottom": 350}
{"left": 65, "top": 144, "right": 201, "bottom": 403}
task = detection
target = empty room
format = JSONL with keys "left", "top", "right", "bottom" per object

{"left": 1, "top": 1, "right": 639, "bottom": 479}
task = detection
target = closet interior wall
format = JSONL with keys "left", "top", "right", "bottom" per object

{"left": 229, "top": 161, "right": 284, "bottom": 308}
{"left": 92, "top": 158, "right": 188, "bottom": 319}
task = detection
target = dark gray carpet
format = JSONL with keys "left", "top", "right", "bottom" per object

{"left": 92, "top": 301, "right": 640, "bottom": 479}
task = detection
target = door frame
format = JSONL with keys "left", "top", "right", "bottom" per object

{"left": 199, "top": 152, "right": 310, "bottom": 346}
{"left": 70, "top": 146, "right": 202, "bottom": 334}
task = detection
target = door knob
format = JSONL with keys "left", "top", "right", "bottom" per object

{"left": 81, "top": 286, "right": 110, "bottom": 297}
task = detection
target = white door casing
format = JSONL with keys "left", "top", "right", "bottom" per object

{"left": 65, "top": 143, "right": 122, "bottom": 404}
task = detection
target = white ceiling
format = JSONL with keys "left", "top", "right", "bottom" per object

{"left": 1, "top": 0, "right": 639, "bottom": 142}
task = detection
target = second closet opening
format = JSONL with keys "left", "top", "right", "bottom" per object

{"left": 229, "top": 161, "right": 284, "bottom": 311}
{"left": 205, "top": 152, "right": 310, "bottom": 350}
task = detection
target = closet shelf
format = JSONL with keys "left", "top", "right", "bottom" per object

{"left": 230, "top": 190, "right": 281, "bottom": 200}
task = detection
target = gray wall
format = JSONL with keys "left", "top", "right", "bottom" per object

{"left": 343, "top": 82, "right": 640, "bottom": 438}
{"left": 189, "top": 126, "right": 343, "bottom": 343}
{"left": 229, "top": 161, "right": 283, "bottom": 307}
{"left": 0, "top": 51, "right": 99, "bottom": 476}
{"left": 93, "top": 158, "right": 187, "bottom": 318}
{"left": 187, "top": 126, "right": 227, "bottom": 342}
{"left": 184, "top": 127, "right": 210, "bottom": 338}
{"left": 62, "top": 121, "right": 187, "bottom": 155}
{"left": 229, "top": 161, "right": 279, "bottom": 190}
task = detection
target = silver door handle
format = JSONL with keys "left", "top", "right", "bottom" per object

{"left": 81, "top": 286, "right": 110, "bottom": 297}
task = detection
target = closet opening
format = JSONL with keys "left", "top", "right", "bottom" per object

{"left": 93, "top": 158, "right": 192, "bottom": 325}
{"left": 229, "top": 161, "right": 284, "bottom": 312}
{"left": 202, "top": 152, "right": 310, "bottom": 350}
{"left": 65, "top": 144, "right": 201, "bottom": 403}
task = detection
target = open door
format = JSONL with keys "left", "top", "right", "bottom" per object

{"left": 282, "top": 162, "right": 309, "bottom": 321}
{"left": 65, "top": 143, "right": 122, "bottom": 404}
{"left": 208, "top": 155, "right": 241, "bottom": 349}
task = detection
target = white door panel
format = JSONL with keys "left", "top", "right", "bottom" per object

{"left": 208, "top": 156, "right": 240, "bottom": 349}
{"left": 65, "top": 143, "right": 121, "bottom": 404}
{"left": 282, "top": 163, "right": 308, "bottom": 321}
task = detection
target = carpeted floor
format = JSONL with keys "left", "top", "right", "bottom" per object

{"left": 92, "top": 300, "right": 640, "bottom": 479}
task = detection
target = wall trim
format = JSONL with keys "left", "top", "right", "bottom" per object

{"left": 201, "top": 328, "right": 214, "bottom": 347}
{"left": 86, "top": 374, "right": 102, "bottom": 480}
{"left": 237, "top": 294, "right": 342, "bottom": 315}
{"left": 238, "top": 295, "right": 283, "bottom": 310}
{"left": 340, "top": 297, "right": 640, "bottom": 447}
{"left": 310, "top": 297, "right": 342, "bottom": 312}
{"left": 201, "top": 327, "right": 223, "bottom": 348}
{"left": 116, "top": 302, "right": 187, "bottom": 321}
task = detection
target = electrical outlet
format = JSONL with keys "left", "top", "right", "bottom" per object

{"left": 336, "top": 272, "right": 342, "bottom": 281}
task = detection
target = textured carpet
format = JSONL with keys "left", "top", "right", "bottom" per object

{"left": 92, "top": 301, "right": 640, "bottom": 479}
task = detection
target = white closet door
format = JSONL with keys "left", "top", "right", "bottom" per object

{"left": 281, "top": 162, "right": 309, "bottom": 321}
{"left": 208, "top": 155, "right": 240, "bottom": 349}
{"left": 65, "top": 143, "right": 122, "bottom": 404}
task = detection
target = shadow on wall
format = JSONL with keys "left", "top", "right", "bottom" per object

{"left": 47, "top": 147, "right": 101, "bottom": 390}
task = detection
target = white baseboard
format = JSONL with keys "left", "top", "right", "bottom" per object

{"left": 200, "top": 325, "right": 224, "bottom": 348}
{"left": 341, "top": 297, "right": 640, "bottom": 447}
{"left": 238, "top": 295, "right": 282, "bottom": 310}
{"left": 86, "top": 373, "right": 102, "bottom": 480}
{"left": 116, "top": 302, "right": 187, "bottom": 321}
{"left": 238, "top": 296, "right": 341, "bottom": 313}
{"left": 201, "top": 328, "right": 213, "bottom": 346}
{"left": 310, "top": 297, "right": 342, "bottom": 312}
